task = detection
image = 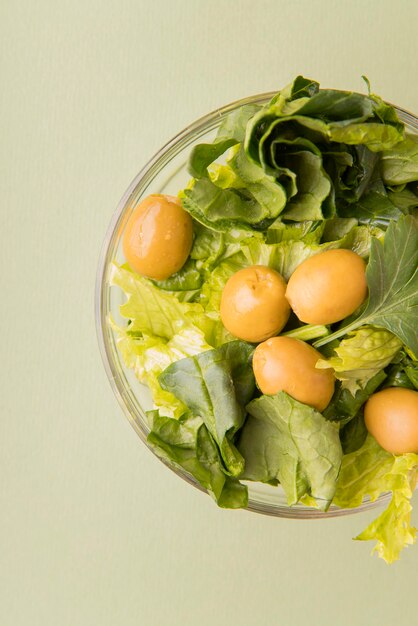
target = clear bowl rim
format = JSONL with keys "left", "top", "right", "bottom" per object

{"left": 95, "top": 91, "right": 418, "bottom": 519}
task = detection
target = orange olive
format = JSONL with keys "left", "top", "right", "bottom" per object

{"left": 364, "top": 387, "right": 418, "bottom": 454}
{"left": 253, "top": 336, "right": 335, "bottom": 411}
{"left": 122, "top": 194, "right": 193, "bottom": 280}
{"left": 285, "top": 249, "right": 368, "bottom": 325}
{"left": 220, "top": 266, "right": 290, "bottom": 343}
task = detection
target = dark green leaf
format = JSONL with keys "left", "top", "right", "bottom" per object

{"left": 147, "top": 411, "right": 247, "bottom": 508}
{"left": 159, "top": 341, "right": 255, "bottom": 476}
{"left": 238, "top": 392, "right": 342, "bottom": 511}
{"left": 188, "top": 104, "right": 261, "bottom": 178}
{"left": 340, "top": 413, "right": 368, "bottom": 454}
{"left": 323, "top": 370, "right": 386, "bottom": 424}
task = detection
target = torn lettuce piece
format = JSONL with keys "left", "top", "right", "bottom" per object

{"left": 240, "top": 224, "right": 373, "bottom": 282}
{"left": 316, "top": 326, "right": 402, "bottom": 394}
{"left": 334, "top": 435, "right": 418, "bottom": 563}
{"left": 111, "top": 263, "right": 206, "bottom": 339}
{"left": 238, "top": 392, "right": 342, "bottom": 511}
{"left": 147, "top": 410, "right": 248, "bottom": 508}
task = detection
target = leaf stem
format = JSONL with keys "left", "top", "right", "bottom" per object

{"left": 313, "top": 320, "right": 363, "bottom": 348}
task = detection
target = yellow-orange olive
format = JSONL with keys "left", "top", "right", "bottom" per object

{"left": 364, "top": 387, "right": 418, "bottom": 454}
{"left": 253, "top": 336, "right": 335, "bottom": 411}
{"left": 122, "top": 194, "right": 193, "bottom": 280}
{"left": 220, "top": 266, "right": 290, "bottom": 343}
{"left": 285, "top": 249, "right": 368, "bottom": 325}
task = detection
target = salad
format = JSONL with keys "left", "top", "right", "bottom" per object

{"left": 111, "top": 76, "right": 418, "bottom": 563}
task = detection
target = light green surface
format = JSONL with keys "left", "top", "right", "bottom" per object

{"left": 1, "top": 1, "right": 418, "bottom": 624}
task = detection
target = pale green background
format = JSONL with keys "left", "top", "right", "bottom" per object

{"left": 1, "top": 1, "right": 418, "bottom": 625}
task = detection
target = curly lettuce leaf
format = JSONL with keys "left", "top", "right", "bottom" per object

{"left": 334, "top": 435, "right": 418, "bottom": 563}
{"left": 147, "top": 411, "right": 248, "bottom": 508}
{"left": 159, "top": 341, "right": 255, "bottom": 476}
{"left": 111, "top": 263, "right": 206, "bottom": 339}
{"left": 241, "top": 224, "right": 373, "bottom": 282}
{"left": 316, "top": 326, "right": 402, "bottom": 394}
{"left": 199, "top": 250, "right": 248, "bottom": 314}
{"left": 113, "top": 324, "right": 212, "bottom": 418}
{"left": 238, "top": 393, "right": 342, "bottom": 511}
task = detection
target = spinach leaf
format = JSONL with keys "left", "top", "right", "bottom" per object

{"left": 152, "top": 258, "right": 203, "bottom": 292}
{"left": 340, "top": 413, "right": 368, "bottom": 454}
{"left": 323, "top": 370, "right": 386, "bottom": 424}
{"left": 314, "top": 215, "right": 418, "bottom": 355}
{"left": 383, "top": 351, "right": 418, "bottom": 390}
{"left": 159, "top": 341, "right": 255, "bottom": 476}
{"left": 238, "top": 392, "right": 342, "bottom": 511}
{"left": 147, "top": 411, "right": 247, "bottom": 508}
{"left": 339, "top": 189, "right": 403, "bottom": 228}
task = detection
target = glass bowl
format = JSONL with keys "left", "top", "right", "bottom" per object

{"left": 96, "top": 92, "right": 418, "bottom": 519}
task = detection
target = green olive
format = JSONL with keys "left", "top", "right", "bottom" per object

{"left": 220, "top": 266, "right": 290, "bottom": 343}
{"left": 123, "top": 194, "right": 193, "bottom": 280}
{"left": 364, "top": 387, "right": 418, "bottom": 454}
{"left": 252, "top": 336, "right": 335, "bottom": 411}
{"left": 286, "top": 249, "right": 368, "bottom": 325}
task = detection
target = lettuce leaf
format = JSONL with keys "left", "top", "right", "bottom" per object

{"left": 238, "top": 393, "right": 342, "bottom": 511}
{"left": 316, "top": 326, "right": 402, "bottom": 394}
{"left": 334, "top": 435, "right": 418, "bottom": 563}
{"left": 188, "top": 103, "right": 260, "bottom": 178}
{"left": 159, "top": 341, "right": 255, "bottom": 476}
{"left": 147, "top": 410, "right": 248, "bottom": 508}
{"left": 240, "top": 224, "right": 373, "bottom": 281}
{"left": 111, "top": 263, "right": 206, "bottom": 339}
{"left": 113, "top": 324, "right": 212, "bottom": 418}
{"left": 381, "top": 135, "right": 418, "bottom": 185}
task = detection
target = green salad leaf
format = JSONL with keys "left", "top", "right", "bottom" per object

{"left": 113, "top": 324, "right": 212, "bottom": 418}
{"left": 339, "top": 413, "right": 368, "bottom": 454}
{"left": 334, "top": 436, "right": 418, "bottom": 563}
{"left": 188, "top": 104, "right": 261, "bottom": 179}
{"left": 147, "top": 411, "right": 248, "bottom": 508}
{"left": 112, "top": 75, "right": 418, "bottom": 563}
{"left": 314, "top": 215, "right": 418, "bottom": 355}
{"left": 111, "top": 263, "right": 205, "bottom": 339}
{"left": 238, "top": 393, "right": 342, "bottom": 511}
{"left": 159, "top": 341, "right": 255, "bottom": 476}
{"left": 316, "top": 326, "right": 402, "bottom": 394}
{"left": 323, "top": 370, "right": 387, "bottom": 424}
{"left": 381, "top": 135, "right": 418, "bottom": 185}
